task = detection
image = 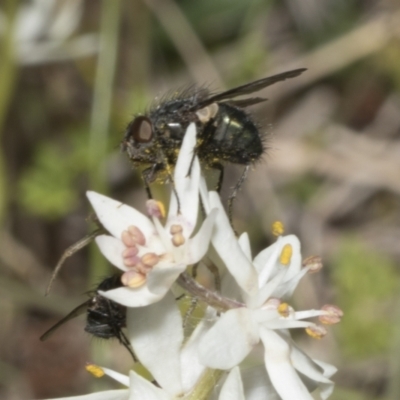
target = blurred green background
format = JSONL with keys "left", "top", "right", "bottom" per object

{"left": 1, "top": 0, "right": 400, "bottom": 399}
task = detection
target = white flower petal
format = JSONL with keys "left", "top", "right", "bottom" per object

{"left": 289, "top": 343, "right": 336, "bottom": 399}
{"left": 186, "top": 208, "right": 217, "bottom": 263}
{"left": 260, "top": 320, "right": 313, "bottom": 330}
{"left": 253, "top": 241, "right": 279, "bottom": 275}
{"left": 199, "top": 176, "right": 211, "bottom": 212}
{"left": 208, "top": 192, "right": 257, "bottom": 295}
{"left": 45, "top": 390, "right": 129, "bottom": 400}
{"left": 238, "top": 232, "right": 252, "bottom": 261}
{"left": 168, "top": 123, "right": 200, "bottom": 233}
{"left": 218, "top": 367, "right": 245, "bottom": 400}
{"left": 252, "top": 269, "right": 286, "bottom": 308}
{"left": 87, "top": 192, "right": 155, "bottom": 241}
{"left": 241, "top": 366, "right": 280, "bottom": 400}
{"left": 313, "top": 359, "right": 337, "bottom": 379}
{"left": 282, "top": 235, "right": 302, "bottom": 284}
{"left": 146, "top": 264, "right": 186, "bottom": 295}
{"left": 180, "top": 307, "right": 217, "bottom": 392}
{"left": 127, "top": 292, "right": 183, "bottom": 396}
{"left": 101, "top": 367, "right": 129, "bottom": 386}
{"left": 128, "top": 370, "right": 170, "bottom": 400}
{"left": 199, "top": 308, "right": 259, "bottom": 369}
{"left": 254, "top": 238, "right": 284, "bottom": 288}
{"left": 95, "top": 235, "right": 128, "bottom": 271}
{"left": 275, "top": 267, "right": 308, "bottom": 299}
{"left": 99, "top": 286, "right": 163, "bottom": 307}
{"left": 259, "top": 329, "right": 313, "bottom": 400}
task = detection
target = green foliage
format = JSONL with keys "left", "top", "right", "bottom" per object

{"left": 286, "top": 174, "right": 322, "bottom": 203}
{"left": 18, "top": 130, "right": 90, "bottom": 220}
{"left": 373, "top": 41, "right": 400, "bottom": 93}
{"left": 332, "top": 237, "right": 398, "bottom": 359}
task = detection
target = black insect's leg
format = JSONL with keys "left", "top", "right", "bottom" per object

{"left": 165, "top": 165, "right": 181, "bottom": 215}
{"left": 118, "top": 329, "right": 138, "bottom": 362}
{"left": 209, "top": 162, "right": 224, "bottom": 193}
{"left": 46, "top": 228, "right": 106, "bottom": 296}
{"left": 103, "top": 299, "right": 137, "bottom": 362}
{"left": 141, "top": 163, "right": 163, "bottom": 199}
{"left": 187, "top": 151, "right": 196, "bottom": 179}
{"left": 228, "top": 165, "right": 250, "bottom": 227}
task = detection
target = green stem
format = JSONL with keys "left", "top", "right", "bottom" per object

{"left": 87, "top": 0, "right": 121, "bottom": 386}
{"left": 87, "top": 0, "right": 121, "bottom": 284}
{"left": 185, "top": 369, "right": 224, "bottom": 400}
{"left": 0, "top": 0, "right": 18, "bottom": 224}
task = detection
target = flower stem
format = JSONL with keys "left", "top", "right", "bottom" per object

{"left": 177, "top": 272, "right": 244, "bottom": 311}
{"left": 185, "top": 369, "right": 224, "bottom": 400}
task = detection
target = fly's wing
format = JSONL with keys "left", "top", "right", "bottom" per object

{"left": 226, "top": 97, "right": 267, "bottom": 108}
{"left": 40, "top": 301, "right": 90, "bottom": 341}
{"left": 193, "top": 68, "right": 306, "bottom": 109}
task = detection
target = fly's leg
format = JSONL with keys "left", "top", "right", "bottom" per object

{"left": 142, "top": 162, "right": 181, "bottom": 214}
{"left": 209, "top": 162, "right": 224, "bottom": 193}
{"left": 141, "top": 163, "right": 163, "bottom": 199}
{"left": 103, "top": 299, "right": 137, "bottom": 362}
{"left": 46, "top": 227, "right": 106, "bottom": 296}
{"left": 228, "top": 165, "right": 250, "bottom": 229}
{"left": 119, "top": 330, "right": 138, "bottom": 362}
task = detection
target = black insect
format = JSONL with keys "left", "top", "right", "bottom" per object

{"left": 122, "top": 68, "right": 306, "bottom": 219}
{"left": 40, "top": 274, "right": 135, "bottom": 360}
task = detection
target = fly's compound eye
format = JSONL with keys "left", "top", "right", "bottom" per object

{"left": 128, "top": 116, "right": 154, "bottom": 143}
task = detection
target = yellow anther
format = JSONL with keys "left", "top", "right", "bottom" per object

{"left": 279, "top": 244, "right": 292, "bottom": 266}
{"left": 155, "top": 201, "right": 166, "bottom": 219}
{"left": 271, "top": 221, "right": 285, "bottom": 237}
{"left": 85, "top": 364, "right": 104, "bottom": 378}
{"left": 277, "top": 302, "right": 290, "bottom": 317}
{"left": 305, "top": 325, "right": 327, "bottom": 339}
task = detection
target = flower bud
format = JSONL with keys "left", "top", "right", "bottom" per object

{"left": 141, "top": 252, "right": 160, "bottom": 268}
{"left": 122, "top": 247, "right": 140, "bottom": 267}
{"left": 172, "top": 232, "right": 185, "bottom": 247}
{"left": 121, "top": 226, "right": 146, "bottom": 247}
{"left": 121, "top": 270, "right": 146, "bottom": 288}
{"left": 128, "top": 225, "right": 146, "bottom": 246}
{"left": 170, "top": 224, "right": 183, "bottom": 234}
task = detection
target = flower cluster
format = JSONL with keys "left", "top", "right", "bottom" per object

{"left": 45, "top": 123, "right": 342, "bottom": 400}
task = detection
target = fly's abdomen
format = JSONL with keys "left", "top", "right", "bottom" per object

{"left": 202, "top": 103, "right": 263, "bottom": 164}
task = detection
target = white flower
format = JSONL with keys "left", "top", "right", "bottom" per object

{"left": 48, "top": 367, "right": 245, "bottom": 400}
{"left": 198, "top": 191, "right": 339, "bottom": 400}
{"left": 87, "top": 123, "right": 217, "bottom": 307}
{"left": 44, "top": 297, "right": 245, "bottom": 400}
